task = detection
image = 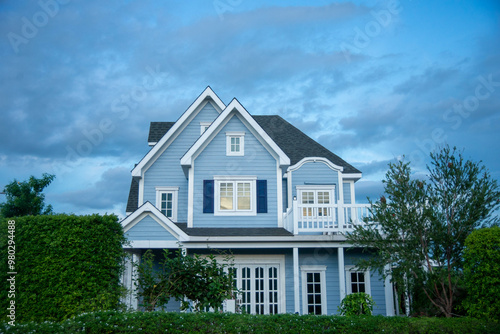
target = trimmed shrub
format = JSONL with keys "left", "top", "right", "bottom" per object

{"left": 1, "top": 311, "right": 500, "bottom": 333}
{"left": 463, "top": 226, "right": 500, "bottom": 322}
{"left": 338, "top": 292, "right": 376, "bottom": 316}
{"left": 0, "top": 214, "right": 127, "bottom": 323}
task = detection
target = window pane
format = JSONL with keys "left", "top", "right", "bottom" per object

{"left": 318, "top": 191, "right": 330, "bottom": 204}
{"left": 237, "top": 182, "right": 251, "bottom": 210}
{"left": 231, "top": 137, "right": 240, "bottom": 152}
{"left": 220, "top": 182, "right": 233, "bottom": 210}
{"left": 302, "top": 192, "right": 314, "bottom": 204}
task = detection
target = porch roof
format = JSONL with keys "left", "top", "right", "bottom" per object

{"left": 175, "top": 223, "right": 293, "bottom": 237}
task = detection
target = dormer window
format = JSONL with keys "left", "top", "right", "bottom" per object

{"left": 226, "top": 131, "right": 245, "bottom": 156}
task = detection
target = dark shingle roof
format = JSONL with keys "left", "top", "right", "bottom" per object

{"left": 127, "top": 114, "right": 361, "bottom": 214}
{"left": 126, "top": 176, "right": 140, "bottom": 212}
{"left": 175, "top": 223, "right": 293, "bottom": 236}
{"left": 148, "top": 122, "right": 175, "bottom": 143}
{"left": 253, "top": 115, "right": 361, "bottom": 174}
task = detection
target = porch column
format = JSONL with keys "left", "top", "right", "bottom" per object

{"left": 338, "top": 247, "right": 345, "bottom": 303}
{"left": 338, "top": 172, "right": 345, "bottom": 232}
{"left": 121, "top": 251, "right": 141, "bottom": 310}
{"left": 384, "top": 264, "right": 395, "bottom": 316}
{"left": 293, "top": 247, "right": 300, "bottom": 313}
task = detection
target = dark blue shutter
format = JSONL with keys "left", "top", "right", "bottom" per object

{"left": 257, "top": 180, "right": 267, "bottom": 213}
{"left": 203, "top": 180, "right": 214, "bottom": 213}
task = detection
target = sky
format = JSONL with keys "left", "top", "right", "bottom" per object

{"left": 0, "top": 0, "right": 499, "bottom": 218}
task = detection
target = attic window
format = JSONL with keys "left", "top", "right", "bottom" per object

{"left": 200, "top": 122, "right": 211, "bottom": 135}
{"left": 226, "top": 131, "right": 245, "bottom": 156}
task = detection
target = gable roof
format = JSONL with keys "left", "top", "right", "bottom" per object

{"left": 146, "top": 115, "right": 361, "bottom": 174}
{"left": 131, "top": 86, "right": 225, "bottom": 177}
{"left": 253, "top": 115, "right": 361, "bottom": 174}
{"left": 126, "top": 176, "right": 140, "bottom": 213}
{"left": 121, "top": 201, "right": 189, "bottom": 241}
{"left": 180, "top": 98, "right": 290, "bottom": 167}
{"left": 148, "top": 122, "right": 175, "bottom": 145}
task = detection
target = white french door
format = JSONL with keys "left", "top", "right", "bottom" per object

{"left": 232, "top": 264, "right": 281, "bottom": 314}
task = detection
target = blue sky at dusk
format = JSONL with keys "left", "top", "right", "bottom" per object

{"left": 1, "top": 0, "right": 499, "bottom": 217}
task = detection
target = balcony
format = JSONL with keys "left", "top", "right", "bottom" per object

{"left": 283, "top": 198, "right": 372, "bottom": 235}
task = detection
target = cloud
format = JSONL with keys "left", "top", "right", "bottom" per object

{"left": 52, "top": 167, "right": 130, "bottom": 212}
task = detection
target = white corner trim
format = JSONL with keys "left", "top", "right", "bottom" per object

{"left": 181, "top": 99, "right": 290, "bottom": 167}
{"left": 187, "top": 165, "right": 194, "bottom": 228}
{"left": 288, "top": 157, "right": 344, "bottom": 173}
{"left": 132, "top": 87, "right": 225, "bottom": 177}
{"left": 277, "top": 163, "right": 283, "bottom": 227}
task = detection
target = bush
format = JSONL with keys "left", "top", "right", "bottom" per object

{"left": 1, "top": 311, "right": 499, "bottom": 333}
{"left": 136, "top": 249, "right": 235, "bottom": 311}
{"left": 0, "top": 214, "right": 127, "bottom": 323}
{"left": 338, "top": 292, "right": 376, "bottom": 316}
{"left": 463, "top": 226, "right": 500, "bottom": 322}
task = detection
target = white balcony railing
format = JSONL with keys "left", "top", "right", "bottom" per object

{"left": 283, "top": 199, "right": 372, "bottom": 235}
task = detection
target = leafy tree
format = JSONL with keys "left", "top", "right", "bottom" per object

{"left": 346, "top": 145, "right": 500, "bottom": 317}
{"left": 463, "top": 227, "right": 500, "bottom": 322}
{"left": 0, "top": 173, "right": 55, "bottom": 217}
{"left": 135, "top": 249, "right": 235, "bottom": 312}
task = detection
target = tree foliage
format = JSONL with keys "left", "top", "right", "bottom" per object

{"left": 0, "top": 214, "right": 127, "bottom": 322}
{"left": 346, "top": 145, "right": 500, "bottom": 317}
{"left": 1, "top": 173, "right": 55, "bottom": 218}
{"left": 463, "top": 227, "right": 500, "bottom": 322}
{"left": 135, "top": 249, "right": 235, "bottom": 312}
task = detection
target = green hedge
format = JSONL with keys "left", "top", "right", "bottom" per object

{"left": 0, "top": 214, "right": 127, "bottom": 323}
{"left": 1, "top": 312, "right": 499, "bottom": 333}
{"left": 463, "top": 226, "right": 500, "bottom": 321}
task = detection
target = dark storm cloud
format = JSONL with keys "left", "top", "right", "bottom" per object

{"left": 52, "top": 167, "right": 130, "bottom": 211}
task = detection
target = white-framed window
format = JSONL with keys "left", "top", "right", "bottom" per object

{"left": 301, "top": 265, "right": 327, "bottom": 315}
{"left": 155, "top": 186, "right": 179, "bottom": 221}
{"left": 228, "top": 256, "right": 285, "bottom": 315}
{"left": 226, "top": 131, "right": 245, "bottom": 156}
{"left": 200, "top": 122, "right": 211, "bottom": 135}
{"left": 214, "top": 176, "right": 256, "bottom": 216}
{"left": 297, "top": 185, "right": 335, "bottom": 219}
{"left": 345, "top": 265, "right": 371, "bottom": 295}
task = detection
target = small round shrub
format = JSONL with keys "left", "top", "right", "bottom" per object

{"left": 338, "top": 292, "right": 376, "bottom": 316}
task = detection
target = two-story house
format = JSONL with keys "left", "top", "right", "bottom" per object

{"left": 121, "top": 87, "right": 396, "bottom": 316}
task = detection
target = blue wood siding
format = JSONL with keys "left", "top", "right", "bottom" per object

{"left": 143, "top": 102, "right": 219, "bottom": 222}
{"left": 345, "top": 249, "right": 387, "bottom": 315}
{"left": 125, "top": 215, "right": 178, "bottom": 241}
{"left": 284, "top": 251, "right": 295, "bottom": 313}
{"left": 343, "top": 182, "right": 351, "bottom": 204}
{"left": 298, "top": 248, "right": 341, "bottom": 314}
{"left": 291, "top": 161, "right": 340, "bottom": 202}
{"left": 193, "top": 114, "right": 278, "bottom": 228}
{"left": 282, "top": 178, "right": 288, "bottom": 212}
